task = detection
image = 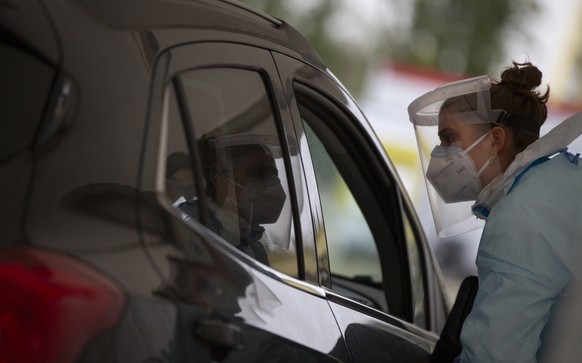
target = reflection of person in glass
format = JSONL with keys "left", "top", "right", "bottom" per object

{"left": 182, "top": 134, "right": 286, "bottom": 265}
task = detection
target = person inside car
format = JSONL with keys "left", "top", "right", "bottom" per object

{"left": 168, "top": 134, "right": 287, "bottom": 266}
{"left": 409, "top": 61, "right": 582, "bottom": 363}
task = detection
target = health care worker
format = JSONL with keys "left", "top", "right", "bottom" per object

{"left": 408, "top": 62, "right": 582, "bottom": 363}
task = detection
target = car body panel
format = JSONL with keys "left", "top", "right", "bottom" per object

{"left": 328, "top": 295, "right": 433, "bottom": 363}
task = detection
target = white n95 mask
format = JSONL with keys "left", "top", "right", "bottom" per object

{"left": 426, "top": 131, "right": 493, "bottom": 203}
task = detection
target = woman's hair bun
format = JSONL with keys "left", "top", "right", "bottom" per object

{"left": 491, "top": 60, "right": 550, "bottom": 150}
{"left": 500, "top": 61, "right": 543, "bottom": 91}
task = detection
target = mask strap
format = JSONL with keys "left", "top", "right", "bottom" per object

{"left": 476, "top": 154, "right": 496, "bottom": 176}
{"left": 463, "top": 130, "right": 495, "bottom": 177}
{"left": 227, "top": 176, "right": 280, "bottom": 190}
{"left": 226, "top": 178, "right": 246, "bottom": 190}
{"left": 224, "top": 178, "right": 256, "bottom": 239}
{"left": 464, "top": 130, "right": 491, "bottom": 154}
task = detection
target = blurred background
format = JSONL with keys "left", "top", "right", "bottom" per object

{"left": 243, "top": 0, "right": 582, "bottom": 299}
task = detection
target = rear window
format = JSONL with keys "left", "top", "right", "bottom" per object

{"left": 0, "top": 37, "right": 55, "bottom": 163}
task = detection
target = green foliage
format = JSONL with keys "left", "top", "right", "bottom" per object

{"left": 241, "top": 0, "right": 371, "bottom": 96}
{"left": 241, "top": 0, "right": 540, "bottom": 94}
{"left": 395, "top": 0, "right": 540, "bottom": 75}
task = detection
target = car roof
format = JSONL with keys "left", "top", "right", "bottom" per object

{"left": 2, "top": 0, "right": 326, "bottom": 68}
{"left": 67, "top": 0, "right": 325, "bottom": 68}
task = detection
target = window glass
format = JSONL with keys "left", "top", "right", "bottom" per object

{"left": 300, "top": 107, "right": 388, "bottom": 312}
{"left": 0, "top": 42, "right": 55, "bottom": 162}
{"left": 303, "top": 122, "right": 381, "bottom": 281}
{"left": 171, "top": 68, "right": 298, "bottom": 277}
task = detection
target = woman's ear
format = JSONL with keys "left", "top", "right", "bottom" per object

{"left": 491, "top": 126, "right": 507, "bottom": 152}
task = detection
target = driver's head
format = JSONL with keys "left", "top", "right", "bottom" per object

{"left": 200, "top": 135, "right": 286, "bottom": 225}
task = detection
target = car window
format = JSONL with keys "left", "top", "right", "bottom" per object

{"left": 302, "top": 120, "right": 387, "bottom": 311}
{"left": 167, "top": 67, "right": 298, "bottom": 278}
{"left": 0, "top": 40, "right": 55, "bottom": 163}
{"left": 294, "top": 82, "right": 416, "bottom": 321}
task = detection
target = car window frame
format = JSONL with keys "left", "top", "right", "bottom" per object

{"left": 140, "top": 42, "right": 310, "bottom": 281}
{"left": 290, "top": 79, "right": 414, "bottom": 322}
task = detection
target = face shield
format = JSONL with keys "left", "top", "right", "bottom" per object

{"left": 408, "top": 76, "right": 504, "bottom": 237}
{"left": 205, "top": 133, "right": 292, "bottom": 249}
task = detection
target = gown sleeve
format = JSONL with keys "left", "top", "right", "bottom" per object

{"left": 460, "top": 191, "right": 571, "bottom": 363}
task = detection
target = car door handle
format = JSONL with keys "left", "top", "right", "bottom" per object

{"left": 193, "top": 318, "right": 244, "bottom": 361}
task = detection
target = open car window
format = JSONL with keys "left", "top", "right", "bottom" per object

{"left": 295, "top": 83, "right": 413, "bottom": 320}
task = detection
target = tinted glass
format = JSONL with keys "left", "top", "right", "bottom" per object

{"left": 0, "top": 42, "right": 54, "bottom": 162}
{"left": 173, "top": 68, "right": 298, "bottom": 277}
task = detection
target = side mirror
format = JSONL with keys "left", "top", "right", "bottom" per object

{"left": 431, "top": 275, "right": 478, "bottom": 363}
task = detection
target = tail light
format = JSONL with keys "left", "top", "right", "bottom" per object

{"left": 0, "top": 248, "right": 125, "bottom": 363}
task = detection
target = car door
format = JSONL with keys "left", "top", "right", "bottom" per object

{"left": 273, "top": 52, "right": 446, "bottom": 362}
{"left": 137, "top": 41, "right": 351, "bottom": 362}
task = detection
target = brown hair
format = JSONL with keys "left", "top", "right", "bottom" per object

{"left": 490, "top": 61, "right": 550, "bottom": 152}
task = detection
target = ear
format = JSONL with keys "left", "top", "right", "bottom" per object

{"left": 490, "top": 126, "right": 507, "bottom": 153}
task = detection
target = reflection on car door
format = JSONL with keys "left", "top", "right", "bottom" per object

{"left": 138, "top": 42, "right": 350, "bottom": 362}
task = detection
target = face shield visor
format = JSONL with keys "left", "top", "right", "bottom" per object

{"left": 408, "top": 75, "right": 504, "bottom": 237}
{"left": 206, "top": 133, "right": 292, "bottom": 249}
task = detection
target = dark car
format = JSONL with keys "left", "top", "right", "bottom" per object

{"left": 1, "top": 0, "right": 476, "bottom": 362}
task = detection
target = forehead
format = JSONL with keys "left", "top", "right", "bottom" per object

{"left": 237, "top": 148, "right": 273, "bottom": 164}
{"left": 231, "top": 146, "right": 276, "bottom": 172}
{"left": 437, "top": 109, "right": 487, "bottom": 133}
{"left": 438, "top": 110, "right": 469, "bottom": 133}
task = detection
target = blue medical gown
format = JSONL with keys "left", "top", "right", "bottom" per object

{"left": 460, "top": 153, "right": 582, "bottom": 363}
